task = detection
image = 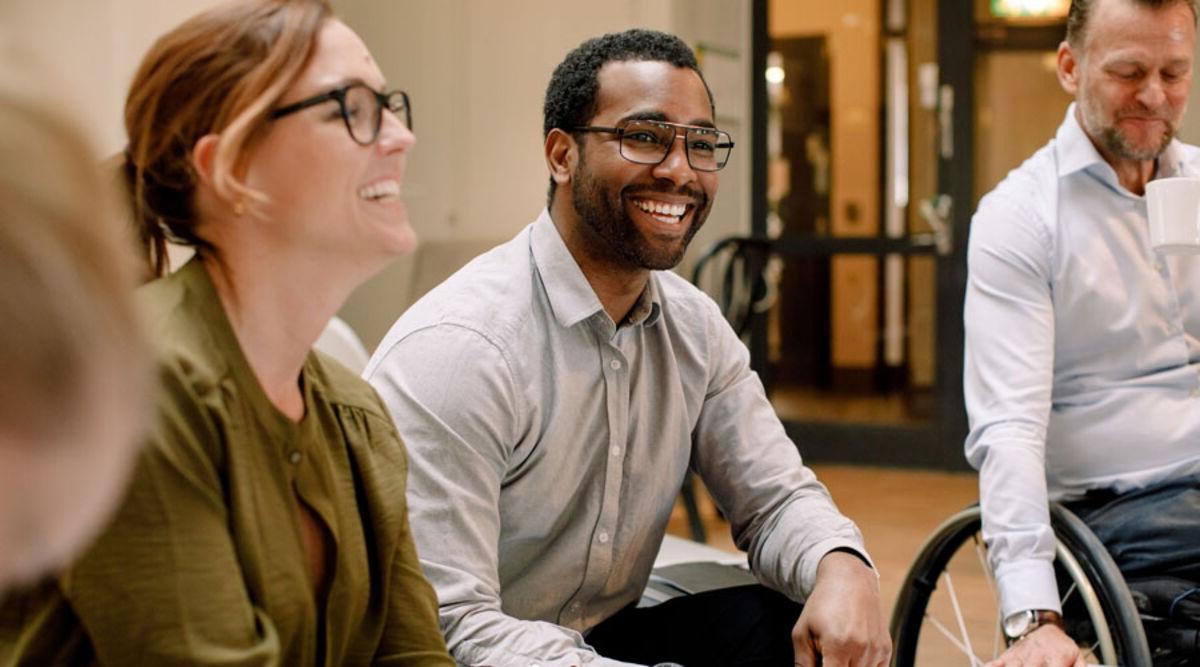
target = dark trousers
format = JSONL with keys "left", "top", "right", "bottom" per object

{"left": 585, "top": 584, "right": 802, "bottom": 667}
{"left": 1063, "top": 474, "right": 1200, "bottom": 582}
{"left": 1064, "top": 475, "right": 1200, "bottom": 662}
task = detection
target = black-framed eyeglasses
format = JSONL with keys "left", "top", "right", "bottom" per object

{"left": 573, "top": 119, "right": 734, "bottom": 172}
{"left": 269, "top": 83, "right": 411, "bottom": 146}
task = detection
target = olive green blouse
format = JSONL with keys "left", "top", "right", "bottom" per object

{"left": 0, "top": 260, "right": 452, "bottom": 666}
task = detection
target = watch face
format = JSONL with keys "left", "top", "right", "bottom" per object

{"left": 1003, "top": 610, "right": 1034, "bottom": 638}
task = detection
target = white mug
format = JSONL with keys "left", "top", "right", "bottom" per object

{"left": 1146, "top": 176, "right": 1200, "bottom": 254}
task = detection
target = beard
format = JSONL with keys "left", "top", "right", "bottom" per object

{"left": 1079, "top": 97, "right": 1179, "bottom": 162}
{"left": 570, "top": 152, "right": 710, "bottom": 271}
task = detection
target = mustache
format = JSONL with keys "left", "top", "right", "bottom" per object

{"left": 623, "top": 183, "right": 707, "bottom": 208}
{"left": 1114, "top": 104, "right": 1178, "bottom": 123}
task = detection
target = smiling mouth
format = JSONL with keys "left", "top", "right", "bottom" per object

{"left": 359, "top": 179, "right": 402, "bottom": 201}
{"left": 630, "top": 196, "right": 693, "bottom": 226}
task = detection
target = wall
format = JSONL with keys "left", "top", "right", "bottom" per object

{"left": 0, "top": 0, "right": 224, "bottom": 156}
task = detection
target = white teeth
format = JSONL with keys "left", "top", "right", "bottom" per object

{"left": 359, "top": 179, "right": 401, "bottom": 201}
{"left": 634, "top": 199, "right": 687, "bottom": 218}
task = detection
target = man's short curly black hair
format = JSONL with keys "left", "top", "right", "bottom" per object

{"left": 542, "top": 29, "right": 714, "bottom": 201}
{"left": 543, "top": 28, "right": 713, "bottom": 137}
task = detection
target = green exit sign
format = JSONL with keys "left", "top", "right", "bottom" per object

{"left": 991, "top": 0, "right": 1069, "bottom": 18}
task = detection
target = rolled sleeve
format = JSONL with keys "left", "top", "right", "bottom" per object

{"left": 690, "top": 299, "right": 870, "bottom": 601}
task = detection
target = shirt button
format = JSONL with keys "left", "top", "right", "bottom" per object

{"left": 289, "top": 451, "right": 302, "bottom": 465}
{"left": 597, "top": 531, "right": 610, "bottom": 544}
{"left": 609, "top": 359, "right": 621, "bottom": 370}
{"left": 610, "top": 445, "right": 621, "bottom": 457}
{"left": 570, "top": 600, "right": 582, "bottom": 610}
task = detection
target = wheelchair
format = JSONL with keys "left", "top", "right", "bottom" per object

{"left": 889, "top": 503, "right": 1160, "bottom": 666}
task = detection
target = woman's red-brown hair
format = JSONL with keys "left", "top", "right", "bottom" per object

{"left": 124, "top": 0, "right": 333, "bottom": 277}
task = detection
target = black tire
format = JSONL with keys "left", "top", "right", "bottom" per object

{"left": 889, "top": 504, "right": 1151, "bottom": 666}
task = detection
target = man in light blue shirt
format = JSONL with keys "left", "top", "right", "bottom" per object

{"left": 965, "top": 0, "right": 1200, "bottom": 663}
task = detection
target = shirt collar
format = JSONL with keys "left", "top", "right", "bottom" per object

{"left": 1056, "top": 102, "right": 1190, "bottom": 181}
{"left": 529, "top": 208, "right": 662, "bottom": 330}
{"left": 624, "top": 276, "right": 662, "bottom": 328}
{"left": 1055, "top": 103, "right": 1105, "bottom": 178}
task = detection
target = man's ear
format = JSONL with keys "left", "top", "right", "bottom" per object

{"left": 1057, "top": 40, "right": 1080, "bottom": 95}
{"left": 545, "top": 128, "right": 577, "bottom": 188}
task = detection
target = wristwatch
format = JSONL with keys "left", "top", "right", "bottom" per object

{"left": 1003, "top": 609, "right": 1062, "bottom": 641}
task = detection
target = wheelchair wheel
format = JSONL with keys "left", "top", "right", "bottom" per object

{"left": 890, "top": 504, "right": 1151, "bottom": 666}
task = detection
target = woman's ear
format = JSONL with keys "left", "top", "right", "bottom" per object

{"left": 545, "top": 128, "right": 577, "bottom": 188}
{"left": 190, "top": 134, "right": 245, "bottom": 217}
{"left": 191, "top": 134, "right": 220, "bottom": 187}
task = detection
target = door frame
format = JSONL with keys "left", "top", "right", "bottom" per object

{"left": 749, "top": 0, "right": 972, "bottom": 469}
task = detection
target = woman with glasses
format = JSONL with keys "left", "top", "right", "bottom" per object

{"left": 0, "top": 1, "right": 452, "bottom": 664}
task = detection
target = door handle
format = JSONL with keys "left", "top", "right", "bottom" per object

{"left": 916, "top": 194, "right": 953, "bottom": 256}
{"left": 938, "top": 84, "right": 954, "bottom": 159}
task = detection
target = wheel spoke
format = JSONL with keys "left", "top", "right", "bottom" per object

{"left": 942, "top": 571, "right": 984, "bottom": 667}
{"left": 1061, "top": 579, "right": 1078, "bottom": 606}
{"left": 971, "top": 534, "right": 999, "bottom": 599}
{"left": 925, "top": 614, "right": 987, "bottom": 667}
{"left": 971, "top": 534, "right": 1003, "bottom": 659}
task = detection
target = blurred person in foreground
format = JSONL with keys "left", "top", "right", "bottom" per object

{"left": 0, "top": 0, "right": 452, "bottom": 664}
{"left": 0, "top": 58, "right": 147, "bottom": 594}
{"left": 367, "top": 28, "right": 891, "bottom": 667}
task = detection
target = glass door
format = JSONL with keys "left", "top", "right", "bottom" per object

{"left": 749, "top": 0, "right": 977, "bottom": 468}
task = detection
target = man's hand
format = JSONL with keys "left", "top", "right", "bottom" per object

{"left": 792, "top": 550, "right": 891, "bottom": 667}
{"left": 985, "top": 624, "right": 1084, "bottom": 667}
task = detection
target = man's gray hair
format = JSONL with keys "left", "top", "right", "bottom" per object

{"left": 1066, "top": 0, "right": 1199, "bottom": 48}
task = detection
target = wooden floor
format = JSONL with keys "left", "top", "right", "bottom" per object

{"left": 666, "top": 464, "right": 986, "bottom": 662}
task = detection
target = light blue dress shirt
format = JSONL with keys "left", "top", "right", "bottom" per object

{"left": 366, "top": 210, "right": 868, "bottom": 667}
{"left": 965, "top": 104, "right": 1200, "bottom": 618}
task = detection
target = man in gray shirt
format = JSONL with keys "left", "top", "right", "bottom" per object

{"left": 367, "top": 29, "right": 890, "bottom": 667}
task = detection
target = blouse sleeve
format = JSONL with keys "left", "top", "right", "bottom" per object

{"left": 61, "top": 363, "right": 282, "bottom": 665}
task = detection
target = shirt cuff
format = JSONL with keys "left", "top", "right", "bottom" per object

{"left": 824, "top": 546, "right": 877, "bottom": 573}
{"left": 800, "top": 538, "right": 876, "bottom": 598}
{"left": 995, "top": 557, "right": 1061, "bottom": 618}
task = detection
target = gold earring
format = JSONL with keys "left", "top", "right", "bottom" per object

{"left": 233, "top": 199, "right": 245, "bottom": 216}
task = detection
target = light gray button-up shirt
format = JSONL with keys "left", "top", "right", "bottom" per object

{"left": 965, "top": 104, "right": 1200, "bottom": 619}
{"left": 366, "top": 210, "right": 868, "bottom": 667}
